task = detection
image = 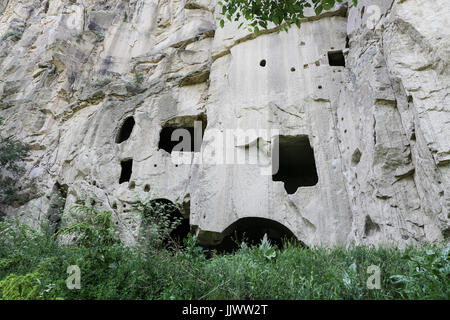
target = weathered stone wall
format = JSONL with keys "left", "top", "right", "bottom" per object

{"left": 0, "top": 0, "right": 448, "bottom": 247}
{"left": 342, "top": 0, "right": 450, "bottom": 244}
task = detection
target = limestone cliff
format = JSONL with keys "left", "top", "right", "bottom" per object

{"left": 0, "top": 0, "right": 448, "bottom": 247}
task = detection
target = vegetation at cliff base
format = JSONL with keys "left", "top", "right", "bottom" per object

{"left": 0, "top": 204, "right": 448, "bottom": 300}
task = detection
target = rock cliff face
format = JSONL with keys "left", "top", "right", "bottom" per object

{"left": 0, "top": 0, "right": 448, "bottom": 247}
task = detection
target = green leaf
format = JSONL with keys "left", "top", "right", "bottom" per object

{"left": 322, "top": 0, "right": 335, "bottom": 11}
{"left": 315, "top": 4, "right": 323, "bottom": 15}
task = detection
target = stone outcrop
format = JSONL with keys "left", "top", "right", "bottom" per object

{"left": 0, "top": 0, "right": 448, "bottom": 247}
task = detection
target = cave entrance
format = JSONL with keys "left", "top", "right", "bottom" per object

{"left": 119, "top": 159, "right": 133, "bottom": 184}
{"left": 272, "top": 135, "right": 318, "bottom": 194}
{"left": 116, "top": 116, "right": 135, "bottom": 143}
{"left": 159, "top": 126, "right": 197, "bottom": 152}
{"left": 215, "top": 217, "right": 300, "bottom": 252}
{"left": 158, "top": 114, "right": 207, "bottom": 153}
{"left": 142, "top": 198, "right": 190, "bottom": 247}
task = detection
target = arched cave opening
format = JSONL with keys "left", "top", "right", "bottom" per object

{"left": 213, "top": 217, "right": 300, "bottom": 253}
{"left": 119, "top": 159, "right": 133, "bottom": 184}
{"left": 144, "top": 198, "right": 191, "bottom": 247}
{"left": 158, "top": 115, "right": 207, "bottom": 153}
{"left": 272, "top": 135, "right": 318, "bottom": 194}
{"left": 115, "top": 116, "right": 135, "bottom": 144}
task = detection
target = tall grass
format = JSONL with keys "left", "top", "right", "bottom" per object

{"left": 0, "top": 206, "right": 448, "bottom": 300}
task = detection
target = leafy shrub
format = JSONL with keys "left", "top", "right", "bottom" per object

{"left": 0, "top": 208, "right": 448, "bottom": 300}
{"left": 217, "top": 0, "right": 359, "bottom": 33}
{"left": 258, "top": 234, "right": 276, "bottom": 260}
{"left": 0, "top": 118, "right": 31, "bottom": 208}
{"left": 134, "top": 199, "right": 182, "bottom": 250}
{"left": 183, "top": 233, "right": 205, "bottom": 261}
{"left": 391, "top": 246, "right": 449, "bottom": 299}
{"left": 0, "top": 272, "right": 42, "bottom": 300}
{"left": 55, "top": 205, "right": 118, "bottom": 248}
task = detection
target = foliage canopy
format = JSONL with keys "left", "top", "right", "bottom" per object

{"left": 217, "top": 0, "right": 358, "bottom": 33}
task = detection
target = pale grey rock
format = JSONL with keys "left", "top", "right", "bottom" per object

{"left": 0, "top": 0, "right": 448, "bottom": 247}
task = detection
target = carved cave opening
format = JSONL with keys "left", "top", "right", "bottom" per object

{"left": 272, "top": 135, "right": 318, "bottom": 194}
{"left": 214, "top": 217, "right": 301, "bottom": 252}
{"left": 158, "top": 115, "right": 207, "bottom": 153}
{"left": 364, "top": 215, "right": 381, "bottom": 238}
{"left": 115, "top": 116, "right": 135, "bottom": 144}
{"left": 328, "top": 50, "right": 345, "bottom": 67}
{"left": 119, "top": 159, "right": 133, "bottom": 184}
{"left": 159, "top": 127, "right": 197, "bottom": 153}
{"left": 144, "top": 198, "right": 191, "bottom": 246}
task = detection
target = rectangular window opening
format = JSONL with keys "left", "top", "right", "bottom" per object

{"left": 119, "top": 159, "right": 133, "bottom": 184}
{"left": 272, "top": 135, "right": 318, "bottom": 194}
{"left": 158, "top": 115, "right": 207, "bottom": 153}
{"left": 328, "top": 50, "right": 345, "bottom": 67}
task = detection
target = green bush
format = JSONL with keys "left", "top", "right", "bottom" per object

{"left": 55, "top": 205, "right": 119, "bottom": 248}
{"left": 0, "top": 272, "right": 42, "bottom": 300}
{"left": 0, "top": 205, "right": 448, "bottom": 300}
{"left": 133, "top": 199, "right": 182, "bottom": 250}
{"left": 391, "top": 247, "right": 449, "bottom": 299}
{"left": 0, "top": 117, "right": 31, "bottom": 209}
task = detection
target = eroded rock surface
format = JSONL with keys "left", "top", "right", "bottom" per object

{"left": 0, "top": 0, "right": 448, "bottom": 247}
